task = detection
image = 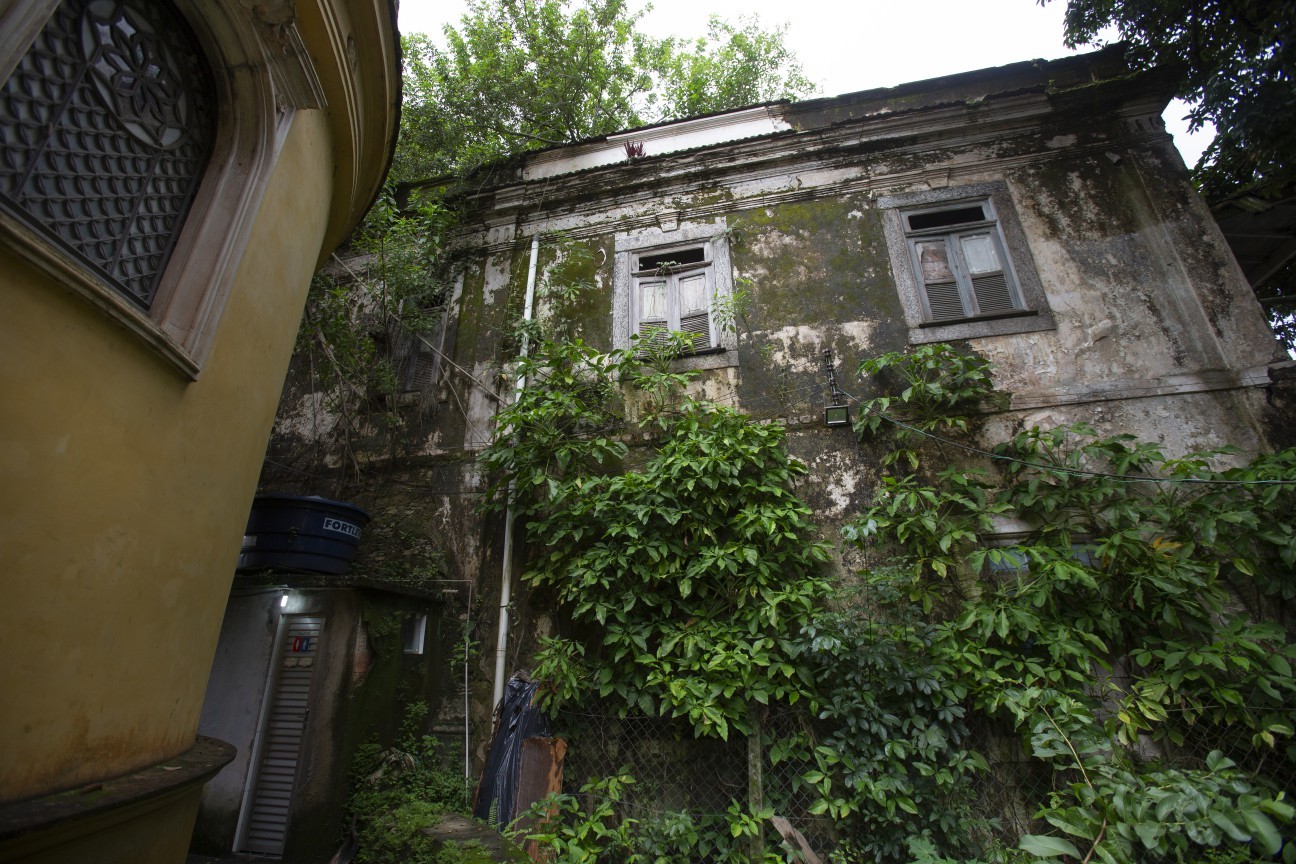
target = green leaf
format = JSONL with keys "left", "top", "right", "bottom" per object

{"left": 1241, "top": 808, "right": 1283, "bottom": 855}
{"left": 1019, "top": 835, "right": 1083, "bottom": 859}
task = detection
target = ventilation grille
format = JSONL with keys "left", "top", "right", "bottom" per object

{"left": 679, "top": 312, "right": 711, "bottom": 351}
{"left": 240, "top": 616, "right": 324, "bottom": 855}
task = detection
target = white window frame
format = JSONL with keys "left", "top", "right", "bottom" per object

{"left": 0, "top": 0, "right": 325, "bottom": 379}
{"left": 612, "top": 220, "right": 739, "bottom": 371}
{"left": 402, "top": 613, "right": 428, "bottom": 655}
{"left": 879, "top": 182, "right": 1054, "bottom": 345}
{"left": 630, "top": 245, "right": 718, "bottom": 353}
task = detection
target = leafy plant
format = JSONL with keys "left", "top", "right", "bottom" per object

{"left": 295, "top": 193, "right": 453, "bottom": 473}
{"left": 347, "top": 705, "right": 473, "bottom": 864}
{"left": 398, "top": 0, "right": 814, "bottom": 180}
{"left": 513, "top": 773, "right": 639, "bottom": 864}
{"left": 842, "top": 343, "right": 1296, "bottom": 863}
{"left": 802, "top": 578, "right": 991, "bottom": 861}
{"left": 855, "top": 343, "right": 995, "bottom": 470}
{"left": 517, "top": 398, "right": 831, "bottom": 739}
{"left": 514, "top": 774, "right": 785, "bottom": 864}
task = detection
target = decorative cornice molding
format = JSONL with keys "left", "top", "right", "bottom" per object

{"left": 242, "top": 0, "right": 327, "bottom": 110}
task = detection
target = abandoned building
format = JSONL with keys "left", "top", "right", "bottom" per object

{"left": 2, "top": 0, "right": 1290, "bottom": 853}
{"left": 0, "top": 1, "right": 400, "bottom": 862}
{"left": 230, "top": 43, "right": 1296, "bottom": 856}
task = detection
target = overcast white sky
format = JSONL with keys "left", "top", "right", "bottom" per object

{"left": 397, "top": 0, "right": 1212, "bottom": 166}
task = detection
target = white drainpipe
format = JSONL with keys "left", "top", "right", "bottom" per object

{"left": 492, "top": 233, "right": 540, "bottom": 711}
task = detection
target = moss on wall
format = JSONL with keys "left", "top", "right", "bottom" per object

{"left": 535, "top": 237, "right": 614, "bottom": 348}
{"left": 718, "top": 195, "right": 909, "bottom": 419}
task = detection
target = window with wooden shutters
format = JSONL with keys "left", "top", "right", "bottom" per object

{"left": 613, "top": 222, "right": 738, "bottom": 369}
{"left": 903, "top": 201, "right": 1025, "bottom": 324}
{"left": 631, "top": 245, "right": 717, "bottom": 353}
{"left": 880, "top": 182, "right": 1053, "bottom": 345}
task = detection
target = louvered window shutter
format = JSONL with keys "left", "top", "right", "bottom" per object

{"left": 960, "top": 233, "right": 1015, "bottom": 315}
{"left": 676, "top": 272, "right": 712, "bottom": 351}
{"left": 915, "top": 239, "right": 967, "bottom": 321}
{"left": 905, "top": 208, "right": 1024, "bottom": 323}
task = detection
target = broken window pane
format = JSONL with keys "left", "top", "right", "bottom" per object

{"left": 916, "top": 240, "right": 953, "bottom": 283}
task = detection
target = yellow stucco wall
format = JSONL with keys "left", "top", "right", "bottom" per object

{"left": 0, "top": 109, "right": 334, "bottom": 803}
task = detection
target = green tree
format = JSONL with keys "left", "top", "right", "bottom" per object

{"left": 656, "top": 15, "right": 813, "bottom": 119}
{"left": 398, "top": 0, "right": 664, "bottom": 179}
{"left": 397, "top": 0, "right": 814, "bottom": 180}
{"left": 1047, "top": 0, "right": 1294, "bottom": 202}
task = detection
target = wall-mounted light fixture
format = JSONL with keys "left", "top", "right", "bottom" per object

{"left": 822, "top": 349, "right": 851, "bottom": 427}
{"left": 279, "top": 592, "right": 289, "bottom": 608}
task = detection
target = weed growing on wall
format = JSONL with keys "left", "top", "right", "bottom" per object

{"left": 295, "top": 193, "right": 455, "bottom": 475}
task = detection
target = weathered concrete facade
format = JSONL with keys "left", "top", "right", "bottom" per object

{"left": 263, "top": 46, "right": 1295, "bottom": 771}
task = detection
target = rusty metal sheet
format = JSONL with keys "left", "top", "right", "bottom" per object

{"left": 514, "top": 736, "right": 567, "bottom": 862}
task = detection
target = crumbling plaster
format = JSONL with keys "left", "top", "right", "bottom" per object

{"left": 256, "top": 50, "right": 1294, "bottom": 777}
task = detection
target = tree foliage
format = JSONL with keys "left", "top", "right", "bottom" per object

{"left": 397, "top": 0, "right": 814, "bottom": 180}
{"left": 398, "top": 0, "right": 662, "bottom": 179}
{"left": 293, "top": 195, "right": 454, "bottom": 474}
{"left": 655, "top": 15, "right": 814, "bottom": 120}
{"left": 1047, "top": 0, "right": 1295, "bottom": 203}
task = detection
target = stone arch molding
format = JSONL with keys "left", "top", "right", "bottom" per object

{"left": 0, "top": 0, "right": 327, "bottom": 378}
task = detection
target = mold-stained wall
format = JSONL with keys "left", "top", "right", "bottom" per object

{"left": 260, "top": 47, "right": 1294, "bottom": 760}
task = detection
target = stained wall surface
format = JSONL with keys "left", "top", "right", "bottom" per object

{"left": 261, "top": 49, "right": 1294, "bottom": 760}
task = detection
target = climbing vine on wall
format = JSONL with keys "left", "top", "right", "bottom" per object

{"left": 484, "top": 319, "right": 1296, "bottom": 863}
{"left": 480, "top": 332, "right": 830, "bottom": 741}
{"left": 295, "top": 193, "right": 455, "bottom": 474}
{"left": 834, "top": 344, "right": 1296, "bottom": 864}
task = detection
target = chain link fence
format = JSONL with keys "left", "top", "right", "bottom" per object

{"left": 551, "top": 707, "right": 833, "bottom": 859}
{"left": 547, "top": 700, "right": 1296, "bottom": 862}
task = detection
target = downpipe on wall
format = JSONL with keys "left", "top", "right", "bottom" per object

{"left": 492, "top": 233, "right": 540, "bottom": 711}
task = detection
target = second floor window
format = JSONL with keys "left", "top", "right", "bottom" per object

{"left": 631, "top": 245, "right": 717, "bottom": 352}
{"left": 903, "top": 200, "right": 1027, "bottom": 324}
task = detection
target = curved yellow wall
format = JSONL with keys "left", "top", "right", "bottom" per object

{"left": 0, "top": 109, "right": 333, "bottom": 802}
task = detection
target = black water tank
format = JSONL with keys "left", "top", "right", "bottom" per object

{"left": 237, "top": 495, "right": 370, "bottom": 575}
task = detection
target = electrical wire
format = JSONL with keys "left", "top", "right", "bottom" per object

{"left": 838, "top": 387, "right": 1296, "bottom": 487}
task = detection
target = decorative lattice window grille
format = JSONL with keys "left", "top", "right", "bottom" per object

{"left": 0, "top": 0, "right": 216, "bottom": 310}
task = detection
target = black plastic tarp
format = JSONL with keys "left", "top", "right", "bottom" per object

{"left": 473, "top": 676, "right": 551, "bottom": 827}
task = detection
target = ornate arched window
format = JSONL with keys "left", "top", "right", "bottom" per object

{"left": 0, "top": 0, "right": 216, "bottom": 310}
